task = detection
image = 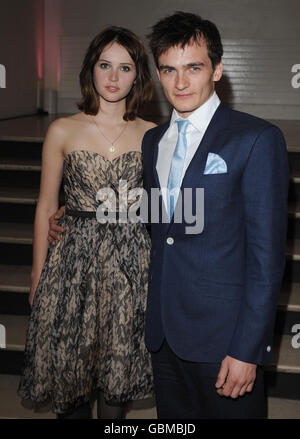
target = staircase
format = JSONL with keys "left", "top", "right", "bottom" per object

{"left": 0, "top": 117, "right": 299, "bottom": 419}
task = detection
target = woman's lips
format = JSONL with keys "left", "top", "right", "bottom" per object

{"left": 105, "top": 86, "right": 120, "bottom": 92}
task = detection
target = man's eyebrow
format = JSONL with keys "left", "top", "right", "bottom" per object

{"left": 158, "top": 62, "right": 206, "bottom": 70}
{"left": 185, "top": 62, "right": 205, "bottom": 67}
{"left": 158, "top": 64, "right": 174, "bottom": 70}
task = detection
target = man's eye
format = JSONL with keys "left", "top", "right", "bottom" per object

{"left": 191, "top": 67, "right": 200, "bottom": 72}
{"left": 163, "top": 69, "right": 173, "bottom": 74}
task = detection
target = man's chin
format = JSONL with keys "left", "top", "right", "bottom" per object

{"left": 174, "top": 106, "right": 198, "bottom": 117}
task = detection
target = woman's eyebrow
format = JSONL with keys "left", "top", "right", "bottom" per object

{"left": 98, "top": 58, "right": 134, "bottom": 66}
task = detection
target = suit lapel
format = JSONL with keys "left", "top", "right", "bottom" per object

{"left": 148, "top": 121, "right": 170, "bottom": 235}
{"left": 181, "top": 102, "right": 230, "bottom": 184}
{"left": 166, "top": 103, "right": 231, "bottom": 231}
{"left": 151, "top": 121, "right": 170, "bottom": 190}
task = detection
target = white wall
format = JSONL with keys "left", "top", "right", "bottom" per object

{"left": 53, "top": 0, "right": 300, "bottom": 120}
{"left": 1, "top": 0, "right": 299, "bottom": 119}
{"left": 0, "top": 0, "right": 44, "bottom": 119}
{"left": 60, "top": 0, "right": 299, "bottom": 39}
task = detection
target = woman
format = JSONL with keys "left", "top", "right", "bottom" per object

{"left": 18, "top": 26, "right": 156, "bottom": 419}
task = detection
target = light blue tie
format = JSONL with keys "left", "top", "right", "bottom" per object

{"left": 167, "top": 119, "right": 189, "bottom": 220}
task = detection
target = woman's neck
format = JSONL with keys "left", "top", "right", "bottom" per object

{"left": 94, "top": 98, "right": 127, "bottom": 125}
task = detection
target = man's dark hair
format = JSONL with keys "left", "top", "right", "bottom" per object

{"left": 147, "top": 11, "right": 223, "bottom": 69}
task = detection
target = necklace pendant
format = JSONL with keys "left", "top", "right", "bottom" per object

{"left": 109, "top": 145, "right": 115, "bottom": 153}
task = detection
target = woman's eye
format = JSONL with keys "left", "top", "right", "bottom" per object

{"left": 99, "top": 63, "right": 110, "bottom": 69}
{"left": 121, "top": 66, "right": 131, "bottom": 72}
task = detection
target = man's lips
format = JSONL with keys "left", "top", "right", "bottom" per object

{"left": 174, "top": 93, "right": 193, "bottom": 98}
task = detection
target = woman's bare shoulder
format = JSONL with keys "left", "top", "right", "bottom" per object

{"left": 50, "top": 112, "right": 86, "bottom": 128}
{"left": 45, "top": 113, "right": 87, "bottom": 139}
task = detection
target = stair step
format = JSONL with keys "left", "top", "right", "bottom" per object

{"left": 289, "top": 202, "right": 300, "bottom": 218}
{"left": 284, "top": 260, "right": 300, "bottom": 283}
{"left": 291, "top": 174, "right": 300, "bottom": 184}
{"left": 0, "top": 265, "right": 31, "bottom": 293}
{"left": 0, "top": 114, "right": 59, "bottom": 142}
{"left": 288, "top": 146, "right": 300, "bottom": 153}
{"left": 0, "top": 265, "right": 31, "bottom": 315}
{"left": 267, "top": 335, "right": 300, "bottom": 375}
{"left": 0, "top": 158, "right": 41, "bottom": 172}
{"left": 267, "top": 397, "right": 300, "bottom": 419}
{"left": 0, "top": 315, "right": 28, "bottom": 351}
{"left": 288, "top": 152, "right": 300, "bottom": 175}
{"left": 0, "top": 223, "right": 33, "bottom": 244}
{"left": 0, "top": 187, "right": 39, "bottom": 204}
{"left": 286, "top": 239, "right": 300, "bottom": 260}
{"left": 0, "top": 141, "right": 42, "bottom": 162}
{"left": 278, "top": 283, "right": 300, "bottom": 312}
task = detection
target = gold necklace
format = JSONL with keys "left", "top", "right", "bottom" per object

{"left": 92, "top": 116, "right": 128, "bottom": 153}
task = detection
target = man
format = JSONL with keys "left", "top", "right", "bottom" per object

{"left": 49, "top": 12, "right": 289, "bottom": 419}
{"left": 140, "top": 11, "right": 289, "bottom": 418}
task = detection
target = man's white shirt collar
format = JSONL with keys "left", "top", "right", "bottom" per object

{"left": 156, "top": 92, "right": 221, "bottom": 206}
{"left": 169, "top": 91, "right": 221, "bottom": 135}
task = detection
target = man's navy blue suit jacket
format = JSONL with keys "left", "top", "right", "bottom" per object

{"left": 141, "top": 102, "right": 289, "bottom": 366}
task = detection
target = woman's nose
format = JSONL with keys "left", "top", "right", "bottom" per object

{"left": 109, "top": 68, "right": 119, "bottom": 82}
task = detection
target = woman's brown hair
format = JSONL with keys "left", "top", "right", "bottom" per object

{"left": 77, "top": 26, "right": 153, "bottom": 121}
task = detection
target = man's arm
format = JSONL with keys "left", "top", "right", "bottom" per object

{"left": 216, "top": 125, "right": 289, "bottom": 398}
{"left": 47, "top": 206, "right": 66, "bottom": 245}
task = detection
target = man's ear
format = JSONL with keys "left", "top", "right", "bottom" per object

{"left": 213, "top": 61, "right": 223, "bottom": 82}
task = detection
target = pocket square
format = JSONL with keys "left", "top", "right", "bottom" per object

{"left": 204, "top": 152, "right": 227, "bottom": 175}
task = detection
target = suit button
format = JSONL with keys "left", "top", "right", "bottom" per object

{"left": 167, "top": 237, "right": 174, "bottom": 245}
{"left": 266, "top": 346, "right": 271, "bottom": 352}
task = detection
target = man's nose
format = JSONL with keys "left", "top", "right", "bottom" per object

{"left": 175, "top": 71, "right": 189, "bottom": 89}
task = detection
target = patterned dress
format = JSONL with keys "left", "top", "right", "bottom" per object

{"left": 18, "top": 149, "right": 153, "bottom": 415}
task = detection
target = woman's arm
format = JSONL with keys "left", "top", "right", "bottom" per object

{"left": 29, "top": 119, "right": 66, "bottom": 306}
